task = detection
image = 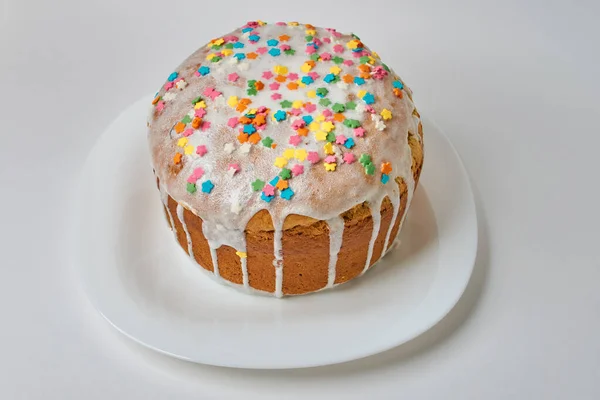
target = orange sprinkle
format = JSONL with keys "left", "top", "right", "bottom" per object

{"left": 253, "top": 114, "right": 266, "bottom": 126}
{"left": 151, "top": 96, "right": 160, "bottom": 105}
{"left": 393, "top": 88, "right": 403, "bottom": 98}
{"left": 248, "top": 133, "right": 261, "bottom": 144}
{"left": 276, "top": 179, "right": 289, "bottom": 190}
{"left": 342, "top": 74, "right": 354, "bottom": 84}
{"left": 236, "top": 104, "right": 248, "bottom": 112}
{"left": 279, "top": 34, "right": 290, "bottom": 42}
{"left": 246, "top": 52, "right": 258, "bottom": 59}
{"left": 306, "top": 60, "right": 316, "bottom": 68}
{"left": 358, "top": 64, "right": 371, "bottom": 73}
{"left": 239, "top": 98, "right": 252, "bottom": 106}
{"left": 333, "top": 113, "right": 346, "bottom": 122}
{"left": 237, "top": 132, "right": 249, "bottom": 143}
{"left": 275, "top": 74, "right": 287, "bottom": 83}
{"left": 239, "top": 116, "right": 252, "bottom": 124}
{"left": 191, "top": 117, "right": 202, "bottom": 129}
{"left": 287, "top": 82, "right": 299, "bottom": 90}
{"left": 271, "top": 143, "right": 277, "bottom": 149}
{"left": 255, "top": 81, "right": 264, "bottom": 90}
{"left": 359, "top": 71, "right": 371, "bottom": 80}
{"left": 381, "top": 162, "right": 392, "bottom": 174}
{"left": 297, "top": 127, "right": 309, "bottom": 136}
{"left": 174, "top": 122, "right": 186, "bottom": 133}
{"left": 173, "top": 153, "right": 182, "bottom": 164}
{"left": 305, "top": 23, "right": 315, "bottom": 29}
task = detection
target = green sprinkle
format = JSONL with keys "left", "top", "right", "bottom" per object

{"left": 305, "top": 35, "right": 313, "bottom": 41}
{"left": 211, "top": 44, "right": 222, "bottom": 50}
{"left": 364, "top": 162, "right": 375, "bottom": 175}
{"left": 343, "top": 119, "right": 361, "bottom": 128}
{"left": 251, "top": 179, "right": 265, "bottom": 192}
{"left": 345, "top": 101, "right": 357, "bottom": 110}
{"left": 247, "top": 88, "right": 258, "bottom": 96}
{"left": 247, "top": 79, "right": 257, "bottom": 87}
{"left": 332, "top": 103, "right": 346, "bottom": 113}
{"left": 186, "top": 183, "right": 197, "bottom": 194}
{"left": 211, "top": 56, "right": 222, "bottom": 63}
{"left": 382, "top": 63, "right": 390, "bottom": 72}
{"left": 316, "top": 87, "right": 329, "bottom": 97}
{"left": 359, "top": 56, "right": 370, "bottom": 64}
{"left": 280, "top": 100, "right": 293, "bottom": 108}
{"left": 319, "top": 98, "right": 332, "bottom": 107}
{"left": 332, "top": 56, "right": 344, "bottom": 64}
{"left": 279, "top": 168, "right": 292, "bottom": 180}
{"left": 359, "top": 154, "right": 372, "bottom": 165}
{"left": 352, "top": 33, "right": 361, "bottom": 40}
{"left": 284, "top": 49, "right": 296, "bottom": 56}
{"left": 310, "top": 53, "right": 320, "bottom": 61}
{"left": 181, "top": 115, "right": 192, "bottom": 124}
{"left": 262, "top": 137, "right": 273, "bottom": 147}
{"left": 326, "top": 132, "right": 336, "bottom": 142}
{"left": 191, "top": 96, "right": 202, "bottom": 105}
{"left": 225, "top": 43, "right": 234, "bottom": 49}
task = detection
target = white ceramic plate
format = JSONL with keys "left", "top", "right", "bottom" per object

{"left": 74, "top": 96, "right": 477, "bottom": 369}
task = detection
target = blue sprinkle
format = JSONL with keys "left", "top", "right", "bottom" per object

{"left": 243, "top": 124, "right": 256, "bottom": 134}
{"left": 261, "top": 193, "right": 274, "bottom": 202}
{"left": 234, "top": 53, "right": 246, "bottom": 60}
{"left": 354, "top": 76, "right": 365, "bottom": 86}
{"left": 248, "top": 35, "right": 260, "bottom": 42}
{"left": 323, "top": 74, "right": 335, "bottom": 83}
{"left": 362, "top": 93, "right": 375, "bottom": 104}
{"left": 201, "top": 180, "right": 214, "bottom": 193}
{"left": 393, "top": 80, "right": 404, "bottom": 89}
{"left": 242, "top": 27, "right": 253, "bottom": 33}
{"left": 268, "top": 48, "right": 281, "bottom": 56}
{"left": 280, "top": 188, "right": 294, "bottom": 200}
{"left": 244, "top": 113, "right": 256, "bottom": 119}
{"left": 301, "top": 76, "right": 314, "bottom": 85}
{"left": 233, "top": 42, "right": 245, "bottom": 48}
{"left": 269, "top": 176, "right": 280, "bottom": 186}
{"left": 352, "top": 47, "right": 363, "bottom": 52}
{"left": 302, "top": 115, "right": 314, "bottom": 124}
{"left": 344, "top": 138, "right": 355, "bottom": 149}
{"left": 267, "top": 39, "right": 279, "bottom": 46}
{"left": 167, "top": 72, "right": 178, "bottom": 82}
{"left": 198, "top": 66, "right": 210, "bottom": 76}
{"left": 381, "top": 174, "right": 390, "bottom": 184}
{"left": 274, "top": 110, "right": 287, "bottom": 121}
{"left": 307, "top": 42, "right": 319, "bottom": 50}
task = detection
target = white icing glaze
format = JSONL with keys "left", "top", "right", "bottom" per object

{"left": 159, "top": 184, "right": 177, "bottom": 241}
{"left": 176, "top": 203, "right": 194, "bottom": 257}
{"left": 148, "top": 22, "right": 422, "bottom": 296}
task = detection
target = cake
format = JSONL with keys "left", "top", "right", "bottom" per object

{"left": 147, "top": 21, "right": 424, "bottom": 297}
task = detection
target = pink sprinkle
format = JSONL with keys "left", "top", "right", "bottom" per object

{"left": 276, "top": 21, "right": 287, "bottom": 26}
{"left": 269, "top": 82, "right": 280, "bottom": 90}
{"left": 196, "top": 145, "right": 207, "bottom": 156}
{"left": 336, "top": 135, "right": 347, "bottom": 145}
{"left": 291, "top": 164, "right": 304, "bottom": 176}
{"left": 289, "top": 108, "right": 302, "bottom": 116}
{"left": 343, "top": 153, "right": 356, "bottom": 164}
{"left": 256, "top": 124, "right": 267, "bottom": 131}
{"left": 195, "top": 108, "right": 207, "bottom": 118}
{"left": 323, "top": 37, "right": 331, "bottom": 44}
{"left": 194, "top": 71, "right": 201, "bottom": 77}
{"left": 314, "top": 38, "right": 323, "bottom": 47}
{"left": 164, "top": 82, "right": 174, "bottom": 90}
{"left": 280, "top": 44, "right": 291, "bottom": 51}
{"left": 307, "top": 71, "right": 320, "bottom": 80}
{"left": 201, "top": 121, "right": 211, "bottom": 131}
{"left": 262, "top": 71, "right": 274, "bottom": 80}
{"left": 333, "top": 44, "right": 344, "bottom": 53}
{"left": 224, "top": 35, "right": 238, "bottom": 42}
{"left": 289, "top": 135, "right": 302, "bottom": 146}
{"left": 271, "top": 93, "right": 282, "bottom": 100}
{"left": 354, "top": 127, "right": 366, "bottom": 137}
{"left": 352, "top": 51, "right": 363, "bottom": 58}
{"left": 307, "top": 151, "right": 320, "bottom": 164}
{"left": 305, "top": 46, "right": 316, "bottom": 55}
{"left": 256, "top": 47, "right": 268, "bottom": 55}
{"left": 291, "top": 119, "right": 306, "bottom": 129}
{"left": 183, "top": 128, "right": 194, "bottom": 137}
{"left": 187, "top": 175, "right": 197, "bottom": 183}
{"left": 191, "top": 167, "right": 205, "bottom": 180}
{"left": 228, "top": 163, "right": 241, "bottom": 173}
{"left": 343, "top": 60, "right": 354, "bottom": 66}
{"left": 227, "top": 117, "right": 239, "bottom": 128}
{"left": 324, "top": 155, "right": 337, "bottom": 163}
{"left": 320, "top": 52, "right": 332, "bottom": 61}
{"left": 173, "top": 77, "right": 183, "bottom": 84}
{"left": 332, "top": 31, "right": 342, "bottom": 38}
{"left": 203, "top": 87, "right": 222, "bottom": 100}
{"left": 228, "top": 72, "right": 239, "bottom": 82}
{"left": 304, "top": 103, "right": 317, "bottom": 113}
{"left": 322, "top": 109, "right": 333, "bottom": 117}
{"left": 287, "top": 72, "right": 299, "bottom": 81}
{"left": 365, "top": 105, "right": 376, "bottom": 114}
{"left": 257, "top": 106, "right": 268, "bottom": 113}
{"left": 372, "top": 66, "right": 388, "bottom": 80}
{"left": 247, "top": 21, "right": 259, "bottom": 28}
{"left": 155, "top": 101, "right": 165, "bottom": 111}
{"left": 263, "top": 184, "right": 275, "bottom": 196}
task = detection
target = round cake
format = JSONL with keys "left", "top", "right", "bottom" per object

{"left": 147, "top": 21, "right": 424, "bottom": 297}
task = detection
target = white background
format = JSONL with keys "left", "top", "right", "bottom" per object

{"left": 1, "top": 0, "right": 599, "bottom": 398}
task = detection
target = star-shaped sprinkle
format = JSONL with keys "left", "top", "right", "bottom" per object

{"left": 251, "top": 179, "right": 265, "bottom": 191}
{"left": 228, "top": 72, "right": 239, "bottom": 82}
{"left": 273, "top": 110, "right": 287, "bottom": 121}
{"left": 380, "top": 109, "right": 392, "bottom": 120}
{"left": 291, "top": 164, "right": 304, "bottom": 176}
{"left": 279, "top": 168, "right": 292, "bottom": 180}
{"left": 307, "top": 151, "right": 320, "bottom": 164}
{"left": 289, "top": 135, "right": 302, "bottom": 146}
{"left": 263, "top": 184, "right": 275, "bottom": 196}
{"left": 344, "top": 119, "right": 361, "bottom": 129}
{"left": 362, "top": 93, "right": 375, "bottom": 104}
{"left": 224, "top": 143, "right": 235, "bottom": 154}
{"left": 227, "top": 117, "right": 239, "bottom": 128}
{"left": 335, "top": 135, "right": 347, "bottom": 145}
{"left": 280, "top": 99, "right": 292, "bottom": 108}
{"left": 381, "top": 174, "right": 390, "bottom": 184}
{"left": 343, "top": 152, "right": 356, "bottom": 164}
{"left": 294, "top": 149, "right": 307, "bottom": 161}
{"left": 201, "top": 180, "right": 214, "bottom": 193}
{"left": 274, "top": 157, "right": 288, "bottom": 168}
{"left": 324, "top": 163, "right": 337, "bottom": 172}
{"left": 271, "top": 93, "right": 282, "bottom": 100}
{"left": 332, "top": 103, "right": 346, "bottom": 113}
{"left": 261, "top": 193, "right": 274, "bottom": 202}
{"left": 280, "top": 188, "right": 294, "bottom": 200}
{"left": 279, "top": 34, "right": 290, "bottom": 41}
{"left": 196, "top": 145, "right": 207, "bottom": 156}
{"left": 381, "top": 162, "right": 392, "bottom": 174}
{"left": 239, "top": 142, "right": 252, "bottom": 154}
{"left": 198, "top": 66, "right": 210, "bottom": 76}
{"left": 186, "top": 183, "right": 196, "bottom": 193}
{"left": 344, "top": 138, "right": 355, "bottom": 149}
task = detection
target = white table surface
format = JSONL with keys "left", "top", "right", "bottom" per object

{"left": 1, "top": 0, "right": 599, "bottom": 398}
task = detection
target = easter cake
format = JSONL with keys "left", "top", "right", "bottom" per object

{"left": 147, "top": 21, "right": 424, "bottom": 297}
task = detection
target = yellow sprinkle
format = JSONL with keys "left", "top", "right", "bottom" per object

{"left": 177, "top": 138, "right": 188, "bottom": 147}
{"left": 324, "top": 162, "right": 337, "bottom": 171}
{"left": 227, "top": 96, "right": 239, "bottom": 108}
{"left": 372, "top": 51, "right": 380, "bottom": 59}
{"left": 295, "top": 149, "right": 307, "bottom": 161}
{"left": 301, "top": 62, "right": 313, "bottom": 73}
{"left": 194, "top": 101, "right": 206, "bottom": 109}
{"left": 330, "top": 65, "right": 342, "bottom": 75}
{"left": 274, "top": 157, "right": 288, "bottom": 168}
{"left": 380, "top": 109, "right": 393, "bottom": 120}
{"left": 214, "top": 38, "right": 224, "bottom": 46}
{"left": 222, "top": 48, "right": 233, "bottom": 56}
{"left": 288, "top": 21, "right": 299, "bottom": 26}
{"left": 306, "top": 29, "right": 316, "bottom": 36}
{"left": 315, "top": 131, "right": 328, "bottom": 141}
{"left": 323, "top": 142, "right": 334, "bottom": 155}
{"left": 247, "top": 108, "right": 258, "bottom": 115}
{"left": 357, "top": 90, "right": 367, "bottom": 99}
{"left": 315, "top": 114, "right": 326, "bottom": 122}
{"left": 346, "top": 40, "right": 359, "bottom": 49}
{"left": 367, "top": 56, "right": 376, "bottom": 65}
{"left": 298, "top": 81, "right": 306, "bottom": 88}
{"left": 308, "top": 121, "right": 320, "bottom": 132}
{"left": 306, "top": 90, "right": 316, "bottom": 98}
{"left": 273, "top": 65, "right": 288, "bottom": 75}
{"left": 292, "top": 100, "right": 303, "bottom": 109}
{"left": 206, "top": 53, "right": 216, "bottom": 60}
{"left": 257, "top": 20, "right": 266, "bottom": 26}
{"left": 184, "top": 145, "right": 194, "bottom": 155}
{"left": 236, "top": 251, "right": 247, "bottom": 258}
{"left": 283, "top": 148, "right": 295, "bottom": 159}
{"left": 321, "top": 121, "right": 335, "bottom": 132}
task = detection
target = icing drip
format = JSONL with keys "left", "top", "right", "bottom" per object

{"left": 382, "top": 187, "right": 401, "bottom": 255}
{"left": 176, "top": 203, "right": 194, "bottom": 257}
{"left": 326, "top": 216, "right": 344, "bottom": 288}
{"left": 241, "top": 256, "right": 249, "bottom": 288}
{"left": 272, "top": 215, "right": 285, "bottom": 298}
{"left": 159, "top": 184, "right": 177, "bottom": 241}
{"left": 209, "top": 247, "right": 220, "bottom": 278}
{"left": 362, "top": 196, "right": 383, "bottom": 274}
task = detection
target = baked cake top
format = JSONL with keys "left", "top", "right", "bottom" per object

{"left": 148, "top": 21, "right": 421, "bottom": 236}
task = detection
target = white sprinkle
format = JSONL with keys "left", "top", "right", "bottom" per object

{"left": 214, "top": 95, "right": 226, "bottom": 107}
{"left": 355, "top": 102, "right": 366, "bottom": 113}
{"left": 175, "top": 79, "right": 188, "bottom": 90}
{"left": 231, "top": 202, "right": 242, "bottom": 215}
{"left": 336, "top": 81, "right": 349, "bottom": 90}
{"left": 224, "top": 142, "right": 235, "bottom": 154}
{"left": 238, "top": 62, "right": 250, "bottom": 71}
{"left": 227, "top": 167, "right": 237, "bottom": 178}
{"left": 239, "top": 142, "right": 252, "bottom": 155}
{"left": 229, "top": 57, "right": 239, "bottom": 65}
{"left": 163, "top": 92, "right": 177, "bottom": 101}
